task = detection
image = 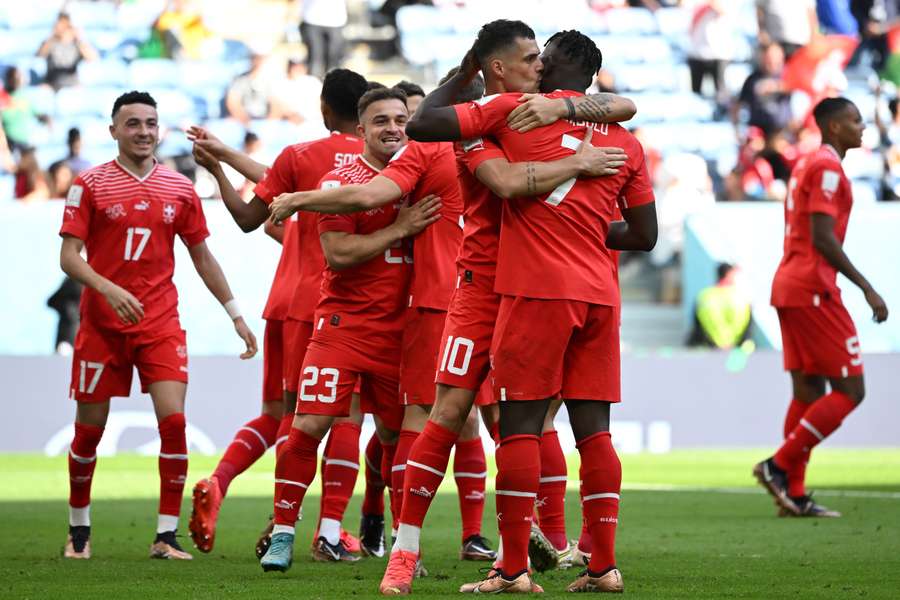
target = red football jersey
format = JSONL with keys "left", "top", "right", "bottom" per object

{"left": 452, "top": 137, "right": 506, "bottom": 278}
{"left": 254, "top": 132, "right": 364, "bottom": 322}
{"left": 59, "top": 159, "right": 209, "bottom": 333}
{"left": 316, "top": 156, "right": 412, "bottom": 334}
{"left": 380, "top": 140, "right": 463, "bottom": 310}
{"left": 453, "top": 90, "right": 655, "bottom": 305}
{"left": 771, "top": 145, "right": 852, "bottom": 307}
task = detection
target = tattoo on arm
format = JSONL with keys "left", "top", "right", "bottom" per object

{"left": 574, "top": 95, "right": 612, "bottom": 122}
{"left": 526, "top": 162, "right": 537, "bottom": 194}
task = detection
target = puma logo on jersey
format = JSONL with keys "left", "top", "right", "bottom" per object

{"left": 135, "top": 200, "right": 150, "bottom": 211}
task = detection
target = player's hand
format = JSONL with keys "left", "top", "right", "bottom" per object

{"left": 507, "top": 94, "right": 565, "bottom": 133}
{"left": 392, "top": 195, "right": 442, "bottom": 237}
{"left": 233, "top": 317, "right": 258, "bottom": 359}
{"left": 574, "top": 128, "right": 627, "bottom": 176}
{"left": 865, "top": 287, "right": 889, "bottom": 323}
{"left": 192, "top": 144, "right": 220, "bottom": 173}
{"left": 459, "top": 44, "right": 480, "bottom": 82}
{"left": 186, "top": 126, "right": 227, "bottom": 159}
{"left": 101, "top": 282, "right": 144, "bottom": 325}
{"left": 270, "top": 191, "right": 303, "bottom": 224}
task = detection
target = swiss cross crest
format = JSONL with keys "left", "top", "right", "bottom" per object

{"left": 163, "top": 203, "right": 177, "bottom": 224}
{"left": 105, "top": 203, "right": 126, "bottom": 220}
{"left": 176, "top": 344, "right": 187, "bottom": 359}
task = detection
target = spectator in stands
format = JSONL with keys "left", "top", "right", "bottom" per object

{"left": 298, "top": 0, "right": 348, "bottom": 79}
{"left": 225, "top": 53, "right": 275, "bottom": 125}
{"left": 850, "top": 0, "right": 900, "bottom": 72}
{"left": 688, "top": 1, "right": 736, "bottom": 114}
{"left": 757, "top": 0, "right": 820, "bottom": 59}
{"left": 13, "top": 147, "right": 49, "bottom": 202}
{"left": 46, "top": 276, "right": 82, "bottom": 355}
{"left": 817, "top": 0, "right": 859, "bottom": 35}
{"left": 734, "top": 43, "right": 792, "bottom": 136}
{"left": 48, "top": 160, "right": 75, "bottom": 198}
{"left": 36, "top": 12, "right": 98, "bottom": 91}
{"left": 271, "top": 59, "right": 323, "bottom": 125}
{"left": 1, "top": 67, "right": 50, "bottom": 154}
{"left": 55, "top": 127, "right": 91, "bottom": 176}
{"left": 686, "top": 263, "right": 752, "bottom": 349}
{"left": 394, "top": 80, "right": 425, "bottom": 116}
{"left": 154, "top": 0, "right": 220, "bottom": 60}
{"left": 0, "top": 121, "right": 14, "bottom": 174}
{"left": 874, "top": 83, "right": 900, "bottom": 199}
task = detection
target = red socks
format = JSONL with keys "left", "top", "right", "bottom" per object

{"left": 495, "top": 434, "right": 540, "bottom": 578}
{"left": 783, "top": 398, "right": 811, "bottom": 497}
{"left": 578, "top": 431, "right": 620, "bottom": 574}
{"left": 158, "top": 413, "right": 188, "bottom": 521}
{"left": 319, "top": 422, "right": 362, "bottom": 523}
{"left": 538, "top": 430, "right": 568, "bottom": 551}
{"left": 774, "top": 391, "right": 857, "bottom": 473}
{"left": 391, "top": 430, "right": 419, "bottom": 527}
{"left": 68, "top": 422, "right": 104, "bottom": 510}
{"left": 381, "top": 441, "right": 398, "bottom": 531}
{"left": 275, "top": 413, "right": 294, "bottom": 460}
{"left": 400, "top": 420, "right": 457, "bottom": 528}
{"left": 362, "top": 433, "right": 385, "bottom": 516}
{"left": 213, "top": 413, "right": 279, "bottom": 496}
{"left": 273, "top": 428, "right": 320, "bottom": 527}
{"left": 454, "top": 436, "right": 487, "bottom": 541}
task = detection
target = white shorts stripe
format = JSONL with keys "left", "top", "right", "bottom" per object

{"left": 539, "top": 476, "right": 569, "bottom": 483}
{"left": 391, "top": 464, "right": 407, "bottom": 473}
{"left": 159, "top": 453, "right": 188, "bottom": 460}
{"left": 800, "top": 418, "right": 825, "bottom": 441}
{"left": 496, "top": 490, "right": 537, "bottom": 498}
{"left": 407, "top": 460, "right": 445, "bottom": 478}
{"left": 583, "top": 492, "right": 620, "bottom": 502}
{"left": 240, "top": 426, "right": 269, "bottom": 450}
{"left": 274, "top": 478, "right": 308, "bottom": 489}
{"left": 454, "top": 471, "right": 487, "bottom": 479}
{"left": 325, "top": 458, "right": 360, "bottom": 470}
{"left": 69, "top": 450, "right": 96, "bottom": 464}
{"left": 274, "top": 435, "right": 289, "bottom": 446}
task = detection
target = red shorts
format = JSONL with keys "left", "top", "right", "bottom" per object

{"left": 262, "top": 319, "right": 284, "bottom": 402}
{"left": 776, "top": 299, "right": 863, "bottom": 378}
{"left": 296, "top": 327, "right": 403, "bottom": 431}
{"left": 400, "top": 307, "right": 447, "bottom": 405}
{"left": 491, "top": 296, "right": 620, "bottom": 402}
{"left": 434, "top": 269, "right": 500, "bottom": 391}
{"left": 282, "top": 318, "right": 314, "bottom": 393}
{"left": 474, "top": 377, "right": 495, "bottom": 406}
{"left": 69, "top": 324, "right": 188, "bottom": 403}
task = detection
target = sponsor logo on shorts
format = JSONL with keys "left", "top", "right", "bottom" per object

{"left": 409, "top": 486, "right": 434, "bottom": 498}
{"left": 275, "top": 499, "right": 297, "bottom": 510}
{"left": 163, "top": 203, "right": 177, "bottom": 224}
{"left": 105, "top": 203, "right": 126, "bottom": 220}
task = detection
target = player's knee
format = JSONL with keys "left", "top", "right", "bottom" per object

{"left": 296, "top": 414, "right": 332, "bottom": 439}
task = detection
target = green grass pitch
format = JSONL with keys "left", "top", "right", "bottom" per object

{"left": 1, "top": 450, "right": 899, "bottom": 599}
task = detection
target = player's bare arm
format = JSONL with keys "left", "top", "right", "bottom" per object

{"left": 187, "top": 126, "right": 267, "bottom": 183}
{"left": 405, "top": 48, "right": 480, "bottom": 142}
{"left": 270, "top": 176, "right": 404, "bottom": 221}
{"left": 186, "top": 241, "right": 259, "bottom": 358}
{"left": 606, "top": 203, "right": 658, "bottom": 251}
{"left": 193, "top": 144, "right": 269, "bottom": 232}
{"left": 60, "top": 235, "right": 144, "bottom": 325}
{"left": 506, "top": 93, "right": 637, "bottom": 133}
{"left": 319, "top": 195, "right": 442, "bottom": 270}
{"left": 811, "top": 213, "right": 889, "bottom": 323}
{"left": 475, "top": 128, "right": 626, "bottom": 198}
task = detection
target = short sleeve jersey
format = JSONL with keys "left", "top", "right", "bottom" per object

{"left": 59, "top": 160, "right": 209, "bottom": 334}
{"left": 453, "top": 90, "right": 655, "bottom": 305}
{"left": 254, "top": 132, "right": 363, "bottom": 322}
{"left": 316, "top": 156, "right": 412, "bottom": 333}
{"left": 452, "top": 136, "right": 506, "bottom": 278}
{"left": 380, "top": 140, "right": 464, "bottom": 311}
{"left": 771, "top": 145, "right": 852, "bottom": 307}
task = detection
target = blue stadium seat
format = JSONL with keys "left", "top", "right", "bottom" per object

{"left": 83, "top": 29, "right": 127, "bottom": 56}
{"left": 248, "top": 119, "right": 304, "bottom": 152}
{"left": 0, "top": 2, "right": 62, "bottom": 30}
{"left": 603, "top": 8, "right": 658, "bottom": 35}
{"left": 149, "top": 89, "right": 198, "bottom": 126}
{"left": 396, "top": 5, "right": 447, "bottom": 35}
{"left": 609, "top": 63, "right": 680, "bottom": 92}
{"left": 177, "top": 60, "right": 233, "bottom": 92}
{"left": 129, "top": 59, "right": 180, "bottom": 89}
{"left": 157, "top": 133, "right": 193, "bottom": 158}
{"left": 19, "top": 85, "right": 55, "bottom": 116}
{"left": 0, "top": 173, "right": 15, "bottom": 201}
{"left": 36, "top": 143, "right": 69, "bottom": 169}
{"left": 595, "top": 35, "right": 673, "bottom": 65}
{"left": 202, "top": 118, "right": 247, "bottom": 150}
{"left": 843, "top": 150, "right": 884, "bottom": 180}
{"left": 0, "top": 28, "right": 48, "bottom": 60}
{"left": 851, "top": 178, "right": 879, "bottom": 205}
{"left": 82, "top": 143, "right": 118, "bottom": 167}
{"left": 67, "top": 1, "right": 119, "bottom": 30}
{"left": 77, "top": 58, "right": 129, "bottom": 88}
{"left": 222, "top": 39, "right": 252, "bottom": 62}
{"left": 55, "top": 86, "right": 121, "bottom": 118}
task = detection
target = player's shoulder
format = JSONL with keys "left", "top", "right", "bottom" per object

{"left": 391, "top": 139, "right": 447, "bottom": 162}
{"left": 465, "top": 92, "right": 520, "bottom": 110}
{"left": 801, "top": 147, "right": 846, "bottom": 179}
{"left": 76, "top": 160, "right": 119, "bottom": 188}
{"left": 151, "top": 163, "right": 197, "bottom": 194}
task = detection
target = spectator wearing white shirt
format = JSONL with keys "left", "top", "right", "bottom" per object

{"left": 298, "top": 0, "right": 348, "bottom": 79}
{"left": 757, "top": 0, "right": 820, "bottom": 58}
{"left": 272, "top": 59, "right": 323, "bottom": 125}
{"left": 687, "top": 0, "right": 736, "bottom": 110}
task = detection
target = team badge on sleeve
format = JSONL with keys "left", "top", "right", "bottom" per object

{"left": 66, "top": 185, "right": 83, "bottom": 207}
{"left": 821, "top": 170, "right": 840, "bottom": 197}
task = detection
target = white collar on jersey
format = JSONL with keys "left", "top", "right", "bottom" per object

{"left": 115, "top": 157, "right": 159, "bottom": 183}
{"left": 359, "top": 155, "right": 382, "bottom": 173}
{"left": 822, "top": 144, "right": 840, "bottom": 160}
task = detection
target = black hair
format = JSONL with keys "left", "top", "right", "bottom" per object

{"left": 890, "top": 97, "right": 899, "bottom": 120}
{"left": 111, "top": 90, "right": 157, "bottom": 119}
{"left": 67, "top": 127, "right": 81, "bottom": 145}
{"left": 244, "top": 131, "right": 259, "bottom": 146}
{"left": 394, "top": 80, "right": 425, "bottom": 98}
{"left": 320, "top": 68, "right": 368, "bottom": 122}
{"left": 473, "top": 19, "right": 535, "bottom": 67}
{"left": 717, "top": 262, "right": 734, "bottom": 281}
{"left": 545, "top": 30, "right": 603, "bottom": 79}
{"left": 366, "top": 80, "right": 387, "bottom": 91}
{"left": 812, "top": 97, "right": 856, "bottom": 132}
{"left": 357, "top": 87, "right": 408, "bottom": 120}
{"left": 439, "top": 67, "right": 485, "bottom": 103}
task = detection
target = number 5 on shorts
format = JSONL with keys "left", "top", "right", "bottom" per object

{"left": 439, "top": 336, "right": 474, "bottom": 376}
{"left": 299, "top": 366, "right": 339, "bottom": 403}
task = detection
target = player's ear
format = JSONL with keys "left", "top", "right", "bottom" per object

{"left": 357, "top": 123, "right": 365, "bottom": 138}
{"left": 108, "top": 123, "right": 117, "bottom": 142}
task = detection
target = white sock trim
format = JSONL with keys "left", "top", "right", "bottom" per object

{"left": 157, "top": 513, "right": 179, "bottom": 534}
{"left": 272, "top": 524, "right": 295, "bottom": 536}
{"left": 496, "top": 490, "right": 537, "bottom": 498}
{"left": 325, "top": 458, "right": 360, "bottom": 470}
{"left": 582, "top": 492, "right": 620, "bottom": 501}
{"left": 69, "top": 505, "right": 90, "bottom": 527}
{"left": 240, "top": 426, "right": 269, "bottom": 449}
{"left": 274, "top": 478, "right": 309, "bottom": 489}
{"left": 394, "top": 523, "right": 421, "bottom": 554}
{"left": 275, "top": 435, "right": 289, "bottom": 447}
{"left": 391, "top": 463, "right": 407, "bottom": 473}
{"left": 69, "top": 449, "right": 96, "bottom": 464}
{"left": 800, "top": 418, "right": 825, "bottom": 441}
{"left": 454, "top": 471, "right": 487, "bottom": 479}
{"left": 407, "top": 460, "right": 444, "bottom": 477}
{"left": 159, "top": 453, "right": 189, "bottom": 460}
{"left": 318, "top": 517, "right": 341, "bottom": 545}
{"left": 539, "top": 475, "right": 568, "bottom": 483}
